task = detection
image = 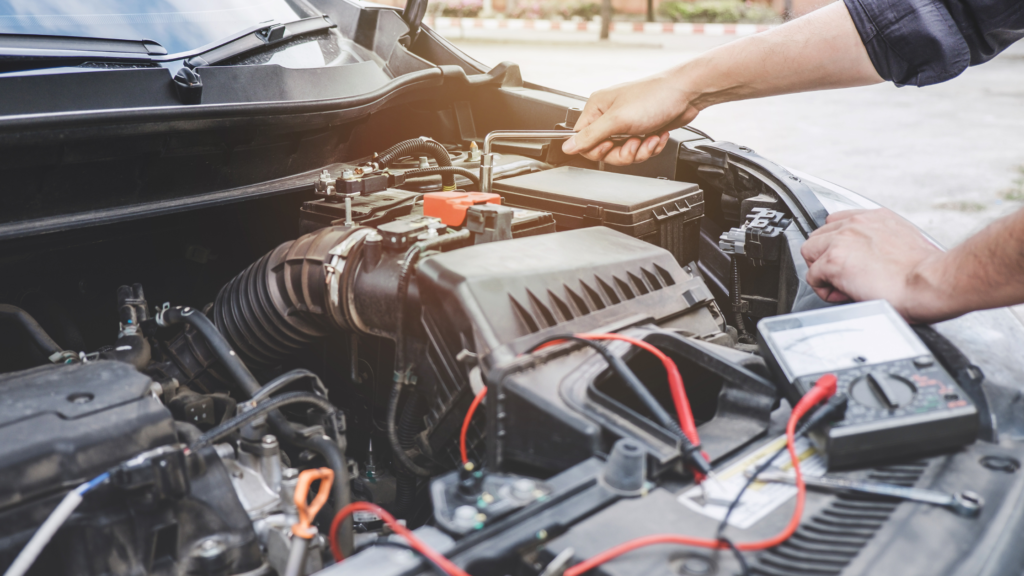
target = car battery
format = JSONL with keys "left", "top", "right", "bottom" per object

{"left": 492, "top": 166, "right": 704, "bottom": 265}
{"left": 300, "top": 190, "right": 556, "bottom": 239}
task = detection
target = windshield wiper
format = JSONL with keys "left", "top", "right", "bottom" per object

{"left": 0, "top": 34, "right": 166, "bottom": 63}
{"left": 182, "top": 15, "right": 335, "bottom": 67}
{"left": 0, "top": 15, "right": 334, "bottom": 66}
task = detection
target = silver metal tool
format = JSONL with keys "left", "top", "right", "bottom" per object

{"left": 480, "top": 130, "right": 573, "bottom": 195}
{"left": 752, "top": 471, "right": 983, "bottom": 517}
{"left": 478, "top": 130, "right": 645, "bottom": 194}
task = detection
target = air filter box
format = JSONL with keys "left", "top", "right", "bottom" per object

{"left": 493, "top": 167, "right": 704, "bottom": 265}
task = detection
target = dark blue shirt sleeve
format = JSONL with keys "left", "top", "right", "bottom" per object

{"left": 843, "top": 0, "right": 1024, "bottom": 86}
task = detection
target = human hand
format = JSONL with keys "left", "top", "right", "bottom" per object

{"left": 560, "top": 70, "right": 699, "bottom": 166}
{"left": 800, "top": 209, "right": 954, "bottom": 323}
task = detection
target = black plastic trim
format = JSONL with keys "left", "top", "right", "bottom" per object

{"left": 698, "top": 141, "right": 829, "bottom": 232}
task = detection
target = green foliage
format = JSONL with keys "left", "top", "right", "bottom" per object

{"left": 557, "top": 1, "right": 602, "bottom": 19}
{"left": 429, "top": 0, "right": 601, "bottom": 19}
{"left": 1001, "top": 165, "right": 1024, "bottom": 202}
{"left": 429, "top": 0, "right": 484, "bottom": 17}
{"left": 658, "top": 0, "right": 781, "bottom": 23}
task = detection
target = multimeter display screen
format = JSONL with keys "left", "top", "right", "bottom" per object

{"left": 759, "top": 301, "right": 930, "bottom": 381}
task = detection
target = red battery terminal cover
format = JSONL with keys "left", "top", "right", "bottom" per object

{"left": 423, "top": 191, "right": 502, "bottom": 226}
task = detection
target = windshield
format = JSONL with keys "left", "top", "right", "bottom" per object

{"left": 0, "top": 0, "right": 305, "bottom": 55}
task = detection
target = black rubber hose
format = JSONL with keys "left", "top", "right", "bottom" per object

{"left": 174, "top": 421, "right": 204, "bottom": 444}
{"left": 0, "top": 304, "right": 64, "bottom": 362}
{"left": 376, "top": 138, "right": 452, "bottom": 169}
{"left": 389, "top": 231, "right": 472, "bottom": 477}
{"left": 393, "top": 230, "right": 472, "bottom": 375}
{"left": 273, "top": 417, "right": 353, "bottom": 558}
{"left": 375, "top": 138, "right": 454, "bottom": 188}
{"left": 192, "top": 391, "right": 336, "bottom": 448}
{"left": 251, "top": 368, "right": 329, "bottom": 403}
{"left": 394, "top": 472, "right": 417, "bottom": 520}
{"left": 386, "top": 383, "right": 434, "bottom": 477}
{"left": 393, "top": 392, "right": 427, "bottom": 518}
{"left": 158, "top": 306, "right": 261, "bottom": 397}
{"left": 100, "top": 333, "right": 152, "bottom": 370}
{"left": 401, "top": 166, "right": 481, "bottom": 189}
{"left": 162, "top": 305, "right": 354, "bottom": 554}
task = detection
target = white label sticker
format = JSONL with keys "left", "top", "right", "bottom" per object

{"left": 352, "top": 511, "right": 382, "bottom": 523}
{"left": 677, "top": 434, "right": 826, "bottom": 530}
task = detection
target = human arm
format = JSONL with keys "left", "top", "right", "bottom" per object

{"left": 799, "top": 208, "right": 1024, "bottom": 323}
{"left": 561, "top": 1, "right": 882, "bottom": 165}
{"left": 565, "top": 0, "right": 1024, "bottom": 166}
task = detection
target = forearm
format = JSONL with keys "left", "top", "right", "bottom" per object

{"left": 677, "top": 1, "right": 883, "bottom": 110}
{"left": 913, "top": 209, "right": 1024, "bottom": 319}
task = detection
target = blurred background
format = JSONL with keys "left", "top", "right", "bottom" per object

{"left": 375, "top": 0, "right": 1024, "bottom": 250}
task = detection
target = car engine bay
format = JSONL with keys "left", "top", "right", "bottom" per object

{"left": 2, "top": 3, "right": 1024, "bottom": 575}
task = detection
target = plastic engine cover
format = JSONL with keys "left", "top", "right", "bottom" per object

{"left": 416, "top": 226, "right": 718, "bottom": 362}
{"left": 0, "top": 360, "right": 176, "bottom": 510}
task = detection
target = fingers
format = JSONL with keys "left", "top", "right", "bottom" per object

{"left": 601, "top": 137, "right": 645, "bottom": 166}
{"left": 805, "top": 253, "right": 842, "bottom": 293}
{"left": 653, "top": 132, "right": 671, "bottom": 155}
{"left": 570, "top": 131, "right": 673, "bottom": 166}
{"left": 572, "top": 95, "right": 607, "bottom": 134}
{"left": 580, "top": 141, "right": 615, "bottom": 163}
{"left": 632, "top": 134, "right": 664, "bottom": 163}
{"left": 810, "top": 284, "right": 853, "bottom": 304}
{"left": 823, "top": 209, "right": 869, "bottom": 225}
{"left": 799, "top": 230, "right": 833, "bottom": 267}
{"left": 563, "top": 111, "right": 622, "bottom": 155}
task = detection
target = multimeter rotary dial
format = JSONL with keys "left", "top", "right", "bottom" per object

{"left": 849, "top": 371, "right": 917, "bottom": 410}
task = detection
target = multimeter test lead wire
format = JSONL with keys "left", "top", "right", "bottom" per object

{"left": 562, "top": 373, "right": 838, "bottom": 576}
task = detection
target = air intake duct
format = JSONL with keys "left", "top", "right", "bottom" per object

{"left": 211, "top": 226, "right": 369, "bottom": 368}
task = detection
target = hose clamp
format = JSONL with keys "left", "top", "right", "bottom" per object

{"left": 325, "top": 228, "right": 375, "bottom": 333}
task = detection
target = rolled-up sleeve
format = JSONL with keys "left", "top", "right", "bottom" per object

{"left": 843, "top": 0, "right": 1024, "bottom": 87}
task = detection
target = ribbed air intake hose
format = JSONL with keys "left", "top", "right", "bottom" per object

{"left": 211, "top": 226, "right": 367, "bottom": 368}
{"left": 374, "top": 138, "right": 455, "bottom": 189}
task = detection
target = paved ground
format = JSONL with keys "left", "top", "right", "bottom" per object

{"left": 449, "top": 31, "right": 1024, "bottom": 249}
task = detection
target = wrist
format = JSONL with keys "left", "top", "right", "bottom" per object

{"left": 669, "top": 57, "right": 718, "bottom": 112}
{"left": 903, "top": 253, "right": 960, "bottom": 323}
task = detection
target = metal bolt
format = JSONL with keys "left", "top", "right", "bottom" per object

{"left": 196, "top": 538, "right": 227, "bottom": 559}
{"left": 342, "top": 169, "right": 355, "bottom": 180}
{"left": 283, "top": 468, "right": 299, "bottom": 480}
{"left": 262, "top": 435, "right": 278, "bottom": 448}
{"left": 418, "top": 156, "right": 430, "bottom": 169}
{"left": 345, "top": 195, "right": 356, "bottom": 226}
{"left": 512, "top": 478, "right": 537, "bottom": 500}
{"left": 453, "top": 505, "right": 478, "bottom": 529}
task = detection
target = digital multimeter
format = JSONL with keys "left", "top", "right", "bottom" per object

{"left": 758, "top": 301, "right": 978, "bottom": 469}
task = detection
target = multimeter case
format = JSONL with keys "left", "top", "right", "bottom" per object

{"left": 492, "top": 166, "right": 704, "bottom": 266}
{"left": 756, "top": 303, "right": 979, "bottom": 470}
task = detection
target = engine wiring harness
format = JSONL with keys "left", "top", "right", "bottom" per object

{"left": 318, "top": 329, "right": 840, "bottom": 576}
